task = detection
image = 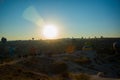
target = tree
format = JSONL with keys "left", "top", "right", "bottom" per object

{"left": 81, "top": 37, "right": 84, "bottom": 39}
{"left": 100, "top": 36, "right": 103, "bottom": 39}
{"left": 113, "top": 41, "right": 120, "bottom": 54}
{"left": 32, "top": 38, "right": 34, "bottom": 40}
{"left": 1, "top": 37, "right": 7, "bottom": 44}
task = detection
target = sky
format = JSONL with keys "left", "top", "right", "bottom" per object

{"left": 0, "top": 0, "right": 120, "bottom": 40}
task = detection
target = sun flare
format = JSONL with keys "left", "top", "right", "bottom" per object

{"left": 42, "top": 24, "right": 58, "bottom": 39}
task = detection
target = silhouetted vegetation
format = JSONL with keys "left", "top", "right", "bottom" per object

{"left": 1, "top": 37, "right": 7, "bottom": 44}
{"left": 0, "top": 38, "right": 120, "bottom": 80}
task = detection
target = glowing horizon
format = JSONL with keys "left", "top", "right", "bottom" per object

{"left": 0, "top": 0, "right": 120, "bottom": 40}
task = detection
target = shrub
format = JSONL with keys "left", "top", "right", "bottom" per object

{"left": 50, "top": 61, "right": 68, "bottom": 74}
{"left": 73, "top": 57, "right": 91, "bottom": 64}
{"left": 69, "top": 73, "right": 90, "bottom": 80}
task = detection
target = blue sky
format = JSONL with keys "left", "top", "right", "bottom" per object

{"left": 0, "top": 0, "right": 120, "bottom": 40}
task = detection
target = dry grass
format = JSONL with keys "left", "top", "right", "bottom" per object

{"left": 73, "top": 57, "right": 91, "bottom": 64}
{"left": 50, "top": 61, "right": 68, "bottom": 74}
{"left": 69, "top": 73, "right": 91, "bottom": 80}
{"left": 50, "top": 72, "right": 91, "bottom": 80}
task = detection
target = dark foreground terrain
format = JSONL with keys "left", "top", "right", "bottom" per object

{"left": 0, "top": 38, "right": 120, "bottom": 80}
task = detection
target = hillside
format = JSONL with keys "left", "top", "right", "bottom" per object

{"left": 0, "top": 38, "right": 120, "bottom": 80}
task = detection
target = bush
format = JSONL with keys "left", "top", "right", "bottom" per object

{"left": 69, "top": 73, "right": 90, "bottom": 80}
{"left": 73, "top": 57, "right": 91, "bottom": 64}
{"left": 50, "top": 61, "right": 68, "bottom": 74}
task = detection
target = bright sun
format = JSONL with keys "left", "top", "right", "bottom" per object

{"left": 42, "top": 24, "right": 58, "bottom": 39}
